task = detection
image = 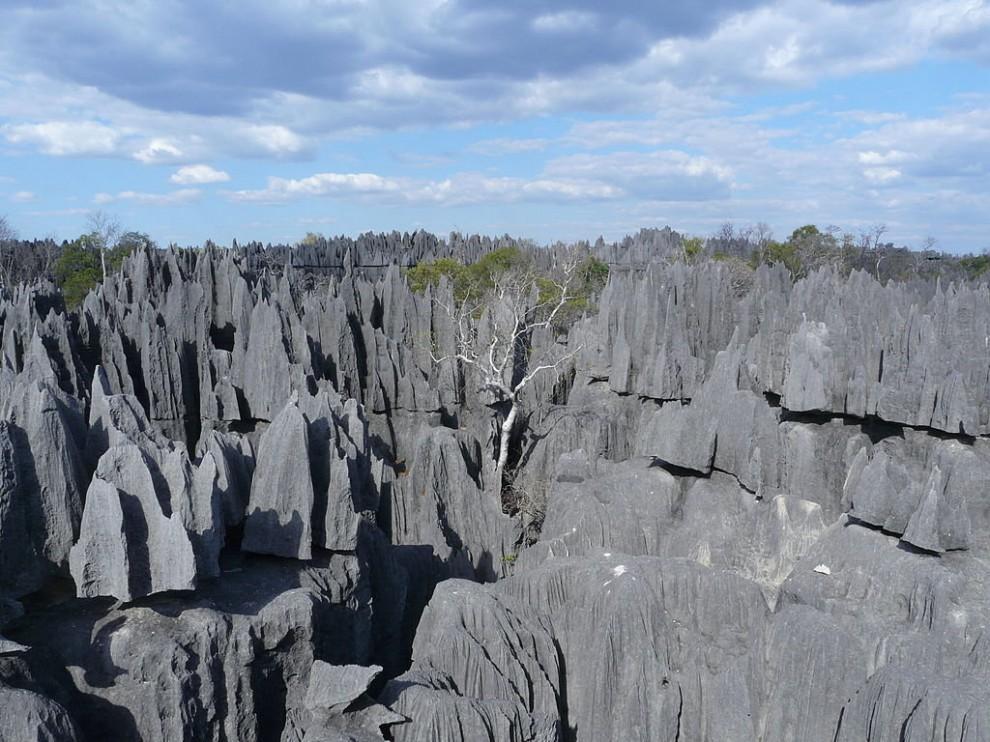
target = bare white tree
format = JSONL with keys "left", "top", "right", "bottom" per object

{"left": 431, "top": 258, "right": 584, "bottom": 488}
{"left": 86, "top": 210, "right": 121, "bottom": 281}
{"left": 752, "top": 222, "right": 774, "bottom": 251}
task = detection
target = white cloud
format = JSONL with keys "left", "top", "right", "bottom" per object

{"left": 857, "top": 150, "right": 911, "bottom": 166}
{"left": 10, "top": 190, "right": 35, "bottom": 202}
{"left": 630, "top": 0, "right": 990, "bottom": 91}
{"left": 2, "top": 121, "right": 122, "bottom": 156}
{"left": 229, "top": 170, "right": 622, "bottom": 205}
{"left": 863, "top": 167, "right": 902, "bottom": 184}
{"left": 545, "top": 150, "right": 734, "bottom": 200}
{"left": 237, "top": 124, "right": 310, "bottom": 157}
{"left": 94, "top": 189, "right": 201, "bottom": 206}
{"left": 170, "top": 164, "right": 230, "bottom": 185}
{"left": 134, "top": 138, "right": 185, "bottom": 164}
{"left": 0, "top": 0, "right": 986, "bottom": 156}
{"left": 846, "top": 107, "right": 990, "bottom": 180}
{"left": 232, "top": 172, "right": 402, "bottom": 202}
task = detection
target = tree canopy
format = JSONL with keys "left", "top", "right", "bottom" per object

{"left": 405, "top": 246, "right": 609, "bottom": 325}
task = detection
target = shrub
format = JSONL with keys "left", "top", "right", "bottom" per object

{"left": 54, "top": 239, "right": 102, "bottom": 308}
{"left": 53, "top": 235, "right": 132, "bottom": 308}
{"left": 683, "top": 236, "right": 704, "bottom": 262}
{"left": 405, "top": 248, "right": 609, "bottom": 320}
{"left": 959, "top": 254, "right": 990, "bottom": 279}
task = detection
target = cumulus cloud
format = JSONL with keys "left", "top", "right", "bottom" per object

{"left": 170, "top": 164, "right": 230, "bottom": 185}
{"left": 2, "top": 121, "right": 122, "bottom": 156}
{"left": 134, "top": 138, "right": 185, "bottom": 164}
{"left": 232, "top": 173, "right": 403, "bottom": 202}
{"left": 236, "top": 124, "right": 311, "bottom": 158}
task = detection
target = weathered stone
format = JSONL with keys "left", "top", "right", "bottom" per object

{"left": 69, "top": 445, "right": 199, "bottom": 601}
{"left": 242, "top": 396, "right": 315, "bottom": 559}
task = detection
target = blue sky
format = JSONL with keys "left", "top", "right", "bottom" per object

{"left": 0, "top": 1, "right": 988, "bottom": 252}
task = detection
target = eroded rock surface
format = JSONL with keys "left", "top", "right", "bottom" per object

{"left": 2, "top": 231, "right": 990, "bottom": 740}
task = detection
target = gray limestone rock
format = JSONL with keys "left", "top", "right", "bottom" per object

{"left": 407, "top": 580, "right": 561, "bottom": 725}
{"left": 0, "top": 422, "right": 44, "bottom": 598}
{"left": 636, "top": 343, "right": 779, "bottom": 489}
{"left": 196, "top": 428, "right": 255, "bottom": 527}
{"left": 72, "top": 372, "right": 226, "bottom": 600}
{"left": 0, "top": 681, "right": 80, "bottom": 742}
{"left": 498, "top": 555, "right": 769, "bottom": 742}
{"left": 69, "top": 445, "right": 199, "bottom": 601}
{"left": 304, "top": 662, "right": 382, "bottom": 716}
{"left": 295, "top": 661, "right": 404, "bottom": 741}
{"left": 847, "top": 433, "right": 980, "bottom": 552}
{"left": 8, "top": 233, "right": 990, "bottom": 742}
{"left": 384, "top": 425, "right": 518, "bottom": 581}
{"left": 750, "top": 605, "right": 869, "bottom": 742}
{"left": 11, "top": 552, "right": 376, "bottom": 742}
{"left": 380, "top": 669, "right": 560, "bottom": 742}
{"left": 242, "top": 396, "right": 315, "bottom": 559}
{"left": 239, "top": 296, "right": 296, "bottom": 421}
{"left": 0, "top": 373, "right": 87, "bottom": 581}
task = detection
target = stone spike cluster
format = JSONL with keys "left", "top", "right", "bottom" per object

{"left": 0, "top": 228, "right": 989, "bottom": 740}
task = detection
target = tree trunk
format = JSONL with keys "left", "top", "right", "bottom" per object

{"left": 494, "top": 400, "right": 518, "bottom": 490}
{"left": 100, "top": 247, "right": 107, "bottom": 281}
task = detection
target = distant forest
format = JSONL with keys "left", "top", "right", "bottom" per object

{"left": 2, "top": 214, "right": 989, "bottom": 304}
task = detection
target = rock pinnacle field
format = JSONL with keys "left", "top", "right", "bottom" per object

{"left": 2, "top": 1, "right": 990, "bottom": 738}
{"left": 1, "top": 229, "right": 989, "bottom": 740}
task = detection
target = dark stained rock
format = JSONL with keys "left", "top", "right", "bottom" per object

{"left": 9, "top": 552, "right": 377, "bottom": 742}
{"left": 0, "top": 422, "right": 45, "bottom": 599}
{"left": 0, "top": 372, "right": 87, "bottom": 585}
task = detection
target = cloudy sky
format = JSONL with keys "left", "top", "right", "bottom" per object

{"left": 0, "top": 0, "right": 988, "bottom": 251}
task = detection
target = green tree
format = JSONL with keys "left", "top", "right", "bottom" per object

{"left": 407, "top": 248, "right": 608, "bottom": 325}
{"left": 759, "top": 240, "right": 803, "bottom": 277}
{"left": 405, "top": 257, "right": 470, "bottom": 295}
{"left": 958, "top": 253, "right": 990, "bottom": 279}
{"left": 54, "top": 238, "right": 102, "bottom": 308}
{"left": 53, "top": 228, "right": 140, "bottom": 307}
